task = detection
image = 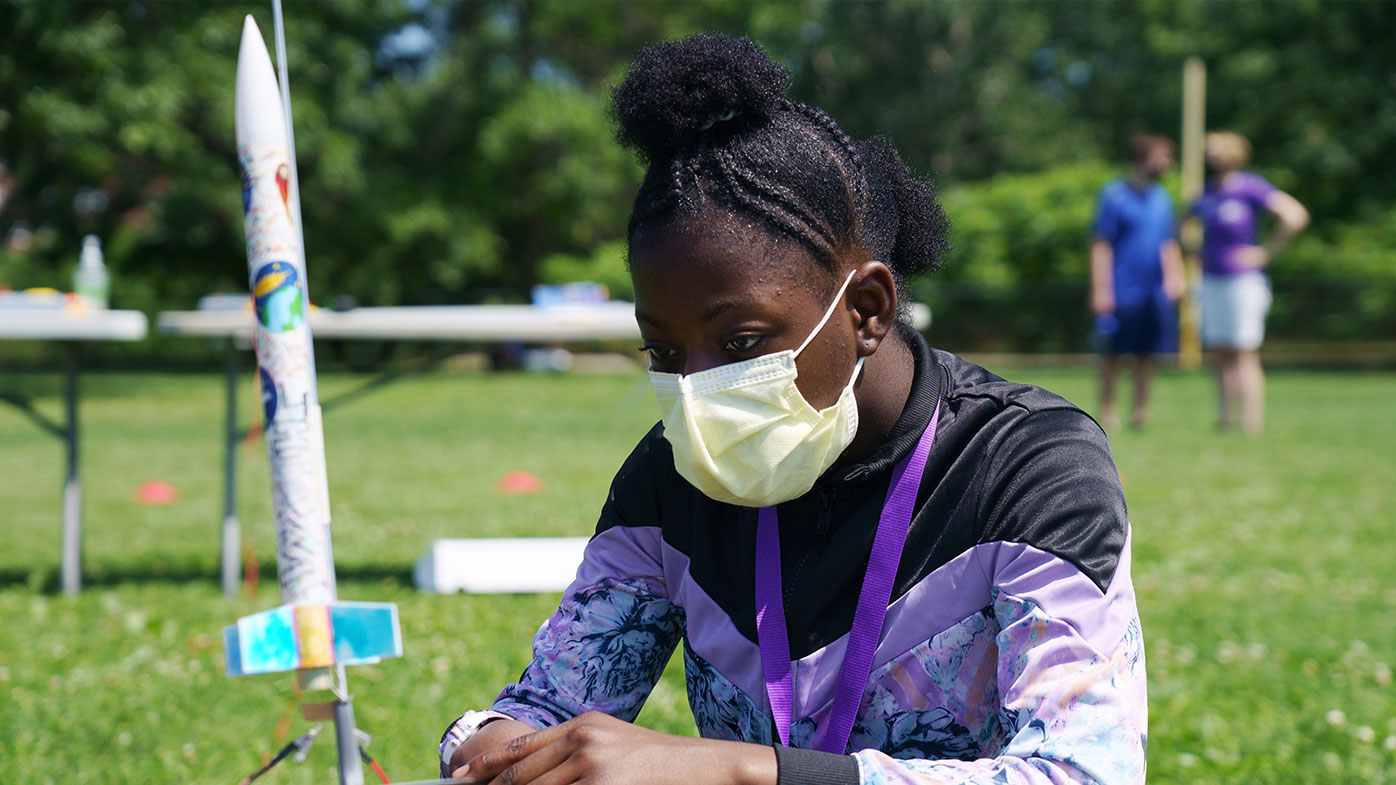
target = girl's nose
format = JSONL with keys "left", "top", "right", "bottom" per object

{"left": 681, "top": 348, "right": 729, "bottom": 377}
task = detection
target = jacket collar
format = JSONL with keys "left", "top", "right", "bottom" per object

{"left": 824, "top": 322, "right": 944, "bottom": 489}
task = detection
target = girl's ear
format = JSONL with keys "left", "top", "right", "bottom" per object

{"left": 848, "top": 260, "right": 900, "bottom": 358}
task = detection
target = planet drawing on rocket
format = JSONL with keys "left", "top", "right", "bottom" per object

{"left": 253, "top": 260, "right": 305, "bottom": 332}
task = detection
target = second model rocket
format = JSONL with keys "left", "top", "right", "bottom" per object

{"left": 225, "top": 15, "right": 400, "bottom": 679}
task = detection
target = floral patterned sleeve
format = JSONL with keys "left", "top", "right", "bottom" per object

{"left": 438, "top": 527, "right": 684, "bottom": 772}
{"left": 456, "top": 520, "right": 685, "bottom": 725}
{"left": 439, "top": 430, "right": 686, "bottom": 772}
{"left": 490, "top": 563, "right": 685, "bottom": 727}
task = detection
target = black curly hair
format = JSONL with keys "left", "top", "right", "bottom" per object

{"left": 612, "top": 33, "right": 950, "bottom": 291}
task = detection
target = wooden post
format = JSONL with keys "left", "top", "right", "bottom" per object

{"left": 1178, "top": 56, "right": 1206, "bottom": 370}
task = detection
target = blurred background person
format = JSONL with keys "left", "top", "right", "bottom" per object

{"left": 1191, "top": 131, "right": 1309, "bottom": 435}
{"left": 1090, "top": 134, "right": 1185, "bottom": 430}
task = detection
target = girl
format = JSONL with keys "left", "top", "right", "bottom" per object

{"left": 442, "top": 34, "right": 1145, "bottom": 785}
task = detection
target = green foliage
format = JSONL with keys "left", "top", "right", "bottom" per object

{"left": 1269, "top": 207, "right": 1396, "bottom": 343}
{"left": 1, "top": 368, "right": 1395, "bottom": 782}
{"left": 935, "top": 161, "right": 1118, "bottom": 284}
{"left": 0, "top": 0, "right": 416, "bottom": 311}
{"left": 541, "top": 240, "right": 634, "bottom": 302}
{"left": 1, "top": 0, "right": 1393, "bottom": 319}
{"left": 1284, "top": 204, "right": 1396, "bottom": 282}
{"left": 475, "top": 81, "right": 641, "bottom": 293}
{"left": 905, "top": 162, "right": 1126, "bottom": 353}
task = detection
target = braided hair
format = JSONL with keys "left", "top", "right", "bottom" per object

{"left": 612, "top": 33, "right": 950, "bottom": 291}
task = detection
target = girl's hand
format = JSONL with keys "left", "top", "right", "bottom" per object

{"left": 452, "top": 711, "right": 776, "bottom": 785}
{"left": 449, "top": 719, "right": 535, "bottom": 777}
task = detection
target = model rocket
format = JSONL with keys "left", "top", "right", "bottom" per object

{"left": 224, "top": 15, "right": 400, "bottom": 680}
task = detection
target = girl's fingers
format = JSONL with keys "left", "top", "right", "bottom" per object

{"left": 460, "top": 725, "right": 572, "bottom": 783}
{"left": 497, "top": 753, "right": 584, "bottom": 785}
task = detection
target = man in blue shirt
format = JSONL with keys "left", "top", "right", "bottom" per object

{"left": 1090, "top": 134, "right": 1185, "bottom": 430}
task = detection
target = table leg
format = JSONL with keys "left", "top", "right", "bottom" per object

{"left": 221, "top": 343, "right": 241, "bottom": 597}
{"left": 60, "top": 347, "right": 82, "bottom": 595}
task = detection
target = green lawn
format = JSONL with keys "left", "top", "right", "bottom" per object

{"left": 1, "top": 363, "right": 1392, "bottom": 784}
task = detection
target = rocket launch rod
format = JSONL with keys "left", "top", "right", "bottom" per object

{"left": 270, "top": 0, "right": 320, "bottom": 401}
{"left": 271, "top": 5, "right": 355, "bottom": 784}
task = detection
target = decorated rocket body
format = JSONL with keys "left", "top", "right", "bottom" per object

{"left": 225, "top": 15, "right": 400, "bottom": 678}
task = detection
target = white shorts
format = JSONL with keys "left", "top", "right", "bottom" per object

{"left": 1201, "top": 272, "right": 1272, "bottom": 351}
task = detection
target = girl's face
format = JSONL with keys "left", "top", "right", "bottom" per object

{"left": 629, "top": 210, "right": 862, "bottom": 410}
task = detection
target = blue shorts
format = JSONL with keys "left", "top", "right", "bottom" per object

{"left": 1108, "top": 300, "right": 1177, "bottom": 356}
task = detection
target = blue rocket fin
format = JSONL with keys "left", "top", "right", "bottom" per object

{"left": 224, "top": 601, "right": 402, "bottom": 677}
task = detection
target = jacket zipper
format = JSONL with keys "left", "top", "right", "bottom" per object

{"left": 784, "top": 485, "right": 836, "bottom": 609}
{"left": 816, "top": 485, "right": 835, "bottom": 534}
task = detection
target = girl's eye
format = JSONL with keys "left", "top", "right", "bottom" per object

{"left": 640, "top": 344, "right": 676, "bottom": 363}
{"left": 724, "top": 335, "right": 763, "bottom": 354}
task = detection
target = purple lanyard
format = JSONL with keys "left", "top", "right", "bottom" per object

{"left": 756, "top": 398, "right": 940, "bottom": 753}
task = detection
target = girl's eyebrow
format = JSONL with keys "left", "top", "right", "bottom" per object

{"left": 700, "top": 299, "right": 749, "bottom": 324}
{"left": 635, "top": 298, "right": 760, "bottom": 329}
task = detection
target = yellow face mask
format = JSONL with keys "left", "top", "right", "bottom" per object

{"left": 649, "top": 270, "right": 863, "bottom": 507}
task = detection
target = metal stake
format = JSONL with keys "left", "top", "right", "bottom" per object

{"left": 333, "top": 667, "right": 365, "bottom": 785}
{"left": 60, "top": 346, "right": 82, "bottom": 594}
{"left": 221, "top": 343, "right": 242, "bottom": 596}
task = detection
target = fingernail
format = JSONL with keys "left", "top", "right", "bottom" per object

{"left": 451, "top": 764, "right": 474, "bottom": 783}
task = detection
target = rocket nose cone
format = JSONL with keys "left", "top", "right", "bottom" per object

{"left": 240, "top": 14, "right": 260, "bottom": 45}
{"left": 235, "top": 15, "right": 287, "bottom": 149}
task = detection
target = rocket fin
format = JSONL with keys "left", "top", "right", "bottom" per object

{"left": 224, "top": 601, "right": 402, "bottom": 677}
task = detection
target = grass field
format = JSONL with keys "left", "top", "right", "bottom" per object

{"left": 1, "top": 362, "right": 1393, "bottom": 784}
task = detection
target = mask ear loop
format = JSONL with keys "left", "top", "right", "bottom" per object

{"left": 794, "top": 268, "right": 859, "bottom": 358}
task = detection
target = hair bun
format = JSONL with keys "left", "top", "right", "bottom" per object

{"left": 612, "top": 33, "right": 791, "bottom": 163}
{"left": 860, "top": 137, "right": 951, "bottom": 278}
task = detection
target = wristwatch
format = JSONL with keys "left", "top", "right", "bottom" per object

{"left": 440, "top": 709, "right": 513, "bottom": 769}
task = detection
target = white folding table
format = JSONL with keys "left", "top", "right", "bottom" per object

{"left": 156, "top": 303, "right": 641, "bottom": 595}
{"left": 0, "top": 308, "right": 149, "bottom": 593}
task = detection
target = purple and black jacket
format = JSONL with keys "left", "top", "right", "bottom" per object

{"left": 443, "top": 328, "right": 1147, "bottom": 785}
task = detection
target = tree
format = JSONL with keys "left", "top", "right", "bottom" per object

{"left": 2, "top": 0, "right": 1390, "bottom": 318}
{"left": 0, "top": 0, "right": 414, "bottom": 310}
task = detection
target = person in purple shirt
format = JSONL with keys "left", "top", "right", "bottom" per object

{"left": 1189, "top": 131, "right": 1308, "bottom": 435}
{"left": 1089, "top": 135, "right": 1185, "bottom": 430}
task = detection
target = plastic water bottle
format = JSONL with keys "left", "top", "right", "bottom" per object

{"left": 73, "top": 235, "right": 109, "bottom": 309}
